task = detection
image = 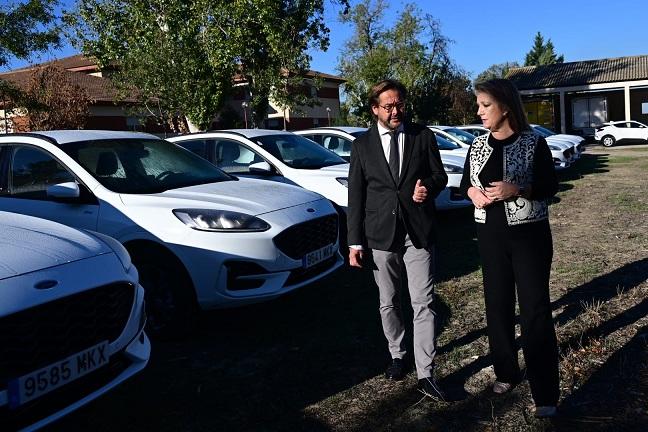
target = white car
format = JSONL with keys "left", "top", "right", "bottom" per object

{"left": 0, "top": 211, "right": 149, "bottom": 431}
{"left": 456, "top": 125, "right": 489, "bottom": 137}
{"left": 169, "top": 129, "right": 351, "bottom": 211}
{"left": 0, "top": 131, "right": 342, "bottom": 337}
{"left": 176, "top": 129, "right": 471, "bottom": 211}
{"left": 428, "top": 126, "right": 477, "bottom": 148}
{"left": 456, "top": 125, "right": 571, "bottom": 170}
{"left": 594, "top": 120, "right": 648, "bottom": 147}
{"left": 531, "top": 124, "right": 585, "bottom": 157}
{"left": 293, "top": 127, "right": 368, "bottom": 161}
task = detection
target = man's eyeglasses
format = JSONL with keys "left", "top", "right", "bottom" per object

{"left": 378, "top": 102, "right": 406, "bottom": 112}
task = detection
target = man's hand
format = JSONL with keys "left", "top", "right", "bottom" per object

{"left": 412, "top": 179, "right": 428, "bottom": 203}
{"left": 467, "top": 186, "right": 493, "bottom": 209}
{"left": 349, "top": 248, "right": 364, "bottom": 268}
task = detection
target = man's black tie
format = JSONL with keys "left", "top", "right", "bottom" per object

{"left": 388, "top": 130, "right": 399, "bottom": 182}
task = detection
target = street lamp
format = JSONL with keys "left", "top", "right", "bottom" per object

{"left": 326, "top": 106, "right": 331, "bottom": 126}
{"left": 241, "top": 101, "right": 248, "bottom": 129}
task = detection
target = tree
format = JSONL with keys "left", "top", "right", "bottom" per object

{"left": 524, "top": 32, "right": 564, "bottom": 66}
{"left": 337, "top": 0, "right": 472, "bottom": 125}
{"left": 0, "top": 0, "right": 61, "bottom": 68}
{"left": 13, "top": 65, "right": 90, "bottom": 131}
{"left": 71, "top": 0, "right": 349, "bottom": 131}
{"left": 476, "top": 61, "right": 521, "bottom": 83}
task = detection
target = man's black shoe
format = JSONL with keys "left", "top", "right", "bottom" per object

{"left": 417, "top": 377, "right": 447, "bottom": 401}
{"left": 384, "top": 358, "right": 406, "bottom": 380}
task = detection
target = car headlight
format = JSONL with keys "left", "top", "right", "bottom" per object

{"left": 336, "top": 177, "right": 348, "bottom": 188}
{"left": 173, "top": 209, "right": 270, "bottom": 232}
{"left": 443, "top": 164, "right": 463, "bottom": 174}
{"left": 87, "top": 230, "right": 132, "bottom": 271}
{"left": 548, "top": 145, "right": 561, "bottom": 151}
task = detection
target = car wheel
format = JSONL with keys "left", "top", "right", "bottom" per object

{"left": 601, "top": 135, "right": 615, "bottom": 147}
{"left": 129, "top": 244, "right": 197, "bottom": 339}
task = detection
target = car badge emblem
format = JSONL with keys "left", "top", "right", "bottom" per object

{"left": 34, "top": 280, "right": 59, "bottom": 290}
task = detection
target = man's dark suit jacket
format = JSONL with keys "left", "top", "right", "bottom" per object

{"left": 347, "top": 122, "right": 448, "bottom": 251}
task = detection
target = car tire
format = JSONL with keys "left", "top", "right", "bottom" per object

{"left": 128, "top": 243, "right": 198, "bottom": 340}
{"left": 601, "top": 135, "right": 616, "bottom": 147}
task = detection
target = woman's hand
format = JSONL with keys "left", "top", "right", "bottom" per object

{"left": 467, "top": 186, "right": 493, "bottom": 209}
{"left": 484, "top": 181, "right": 519, "bottom": 202}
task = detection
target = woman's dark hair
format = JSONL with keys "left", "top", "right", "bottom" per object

{"left": 368, "top": 79, "right": 408, "bottom": 107}
{"left": 474, "top": 78, "right": 530, "bottom": 133}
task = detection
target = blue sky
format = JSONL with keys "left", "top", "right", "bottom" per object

{"left": 5, "top": 0, "right": 647, "bottom": 80}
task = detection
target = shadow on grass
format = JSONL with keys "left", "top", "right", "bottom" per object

{"left": 553, "top": 322, "right": 648, "bottom": 431}
{"left": 369, "top": 258, "right": 648, "bottom": 432}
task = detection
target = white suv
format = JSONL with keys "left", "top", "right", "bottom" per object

{"left": 0, "top": 211, "right": 149, "bottom": 431}
{"left": 595, "top": 120, "right": 648, "bottom": 147}
{"left": 0, "top": 131, "right": 342, "bottom": 337}
{"left": 293, "top": 127, "right": 368, "bottom": 161}
{"left": 168, "top": 129, "right": 351, "bottom": 210}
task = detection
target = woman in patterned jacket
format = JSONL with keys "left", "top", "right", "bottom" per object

{"left": 459, "top": 78, "right": 560, "bottom": 418}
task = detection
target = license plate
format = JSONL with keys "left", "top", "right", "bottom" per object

{"left": 8, "top": 341, "right": 110, "bottom": 409}
{"left": 302, "top": 244, "right": 335, "bottom": 268}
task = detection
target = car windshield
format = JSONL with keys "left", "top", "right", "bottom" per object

{"left": 443, "top": 128, "right": 477, "bottom": 144}
{"left": 534, "top": 125, "right": 557, "bottom": 136}
{"left": 435, "top": 135, "right": 462, "bottom": 150}
{"left": 61, "top": 138, "right": 231, "bottom": 194}
{"left": 252, "top": 134, "right": 347, "bottom": 169}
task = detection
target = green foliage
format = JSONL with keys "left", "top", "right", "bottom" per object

{"left": 524, "top": 32, "right": 564, "bottom": 66}
{"left": 476, "top": 61, "right": 521, "bottom": 83}
{"left": 337, "top": 0, "right": 473, "bottom": 125}
{"left": 0, "top": 0, "right": 61, "bottom": 68}
{"left": 70, "top": 0, "right": 349, "bottom": 130}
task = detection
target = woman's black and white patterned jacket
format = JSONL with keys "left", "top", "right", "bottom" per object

{"left": 467, "top": 131, "right": 558, "bottom": 226}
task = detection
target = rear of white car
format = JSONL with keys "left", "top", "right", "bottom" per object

{"left": 0, "top": 212, "right": 149, "bottom": 432}
{"left": 595, "top": 121, "right": 648, "bottom": 147}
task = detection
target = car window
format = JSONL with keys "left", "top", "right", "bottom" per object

{"left": 444, "top": 128, "right": 477, "bottom": 144}
{"left": 178, "top": 139, "right": 211, "bottom": 159}
{"left": 252, "top": 134, "right": 346, "bottom": 169}
{"left": 322, "top": 135, "right": 352, "bottom": 158}
{"left": 62, "top": 138, "right": 231, "bottom": 194}
{"left": 434, "top": 135, "right": 461, "bottom": 150}
{"left": 7, "top": 146, "right": 76, "bottom": 200}
{"left": 302, "top": 134, "right": 323, "bottom": 145}
{"left": 213, "top": 139, "right": 262, "bottom": 174}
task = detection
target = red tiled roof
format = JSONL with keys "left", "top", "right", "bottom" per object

{"left": 0, "top": 68, "right": 139, "bottom": 103}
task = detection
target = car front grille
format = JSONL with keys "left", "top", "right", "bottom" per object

{"left": 273, "top": 214, "right": 338, "bottom": 259}
{"left": 0, "top": 282, "right": 135, "bottom": 388}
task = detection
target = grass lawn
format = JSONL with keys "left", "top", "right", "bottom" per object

{"left": 47, "top": 144, "right": 648, "bottom": 432}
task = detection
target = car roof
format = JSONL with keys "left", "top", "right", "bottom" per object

{"left": 298, "top": 126, "right": 368, "bottom": 133}
{"left": 10, "top": 130, "right": 160, "bottom": 145}
{"left": 219, "top": 129, "right": 295, "bottom": 138}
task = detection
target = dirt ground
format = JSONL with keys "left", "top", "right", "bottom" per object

{"left": 45, "top": 144, "right": 648, "bottom": 432}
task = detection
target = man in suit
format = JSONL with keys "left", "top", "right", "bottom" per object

{"left": 347, "top": 79, "right": 448, "bottom": 399}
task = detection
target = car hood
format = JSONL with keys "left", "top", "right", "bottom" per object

{"left": 0, "top": 212, "right": 110, "bottom": 280}
{"left": 440, "top": 153, "right": 466, "bottom": 167}
{"left": 316, "top": 163, "right": 350, "bottom": 175}
{"left": 545, "top": 136, "right": 573, "bottom": 148}
{"left": 552, "top": 134, "right": 584, "bottom": 144}
{"left": 120, "top": 177, "right": 324, "bottom": 216}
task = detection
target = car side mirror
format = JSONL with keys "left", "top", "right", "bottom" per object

{"left": 249, "top": 161, "right": 274, "bottom": 174}
{"left": 47, "top": 182, "right": 80, "bottom": 200}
